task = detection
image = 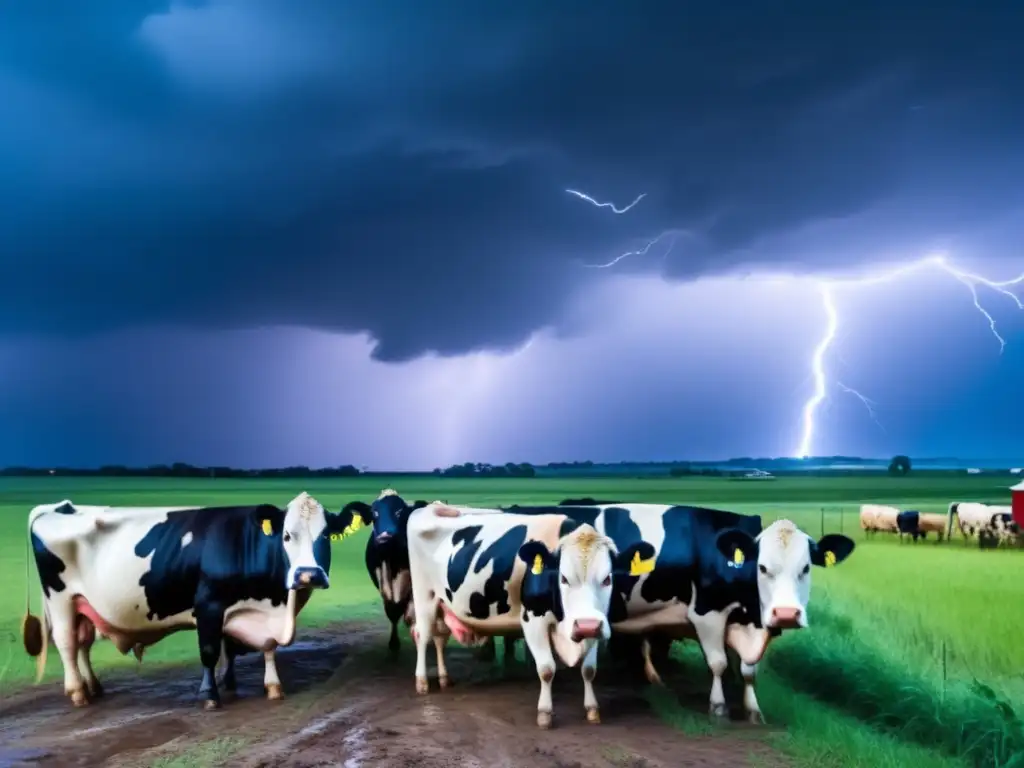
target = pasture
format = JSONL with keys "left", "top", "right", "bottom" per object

{"left": 0, "top": 474, "right": 1021, "bottom": 767}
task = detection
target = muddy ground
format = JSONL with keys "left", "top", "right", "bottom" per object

{"left": 0, "top": 623, "right": 788, "bottom": 768}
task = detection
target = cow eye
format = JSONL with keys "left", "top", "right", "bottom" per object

{"left": 283, "top": 532, "right": 292, "bottom": 543}
{"left": 758, "top": 564, "right": 769, "bottom": 576}
{"left": 560, "top": 575, "right": 569, "bottom": 586}
{"left": 601, "top": 574, "right": 612, "bottom": 587}
{"left": 801, "top": 564, "right": 810, "bottom": 576}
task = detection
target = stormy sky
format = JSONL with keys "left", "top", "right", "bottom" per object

{"left": 3, "top": 1, "right": 1024, "bottom": 469}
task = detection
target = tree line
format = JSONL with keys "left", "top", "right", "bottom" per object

{"left": 0, "top": 455, "right": 915, "bottom": 478}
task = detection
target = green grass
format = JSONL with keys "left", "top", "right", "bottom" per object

{"left": 0, "top": 474, "right": 1022, "bottom": 768}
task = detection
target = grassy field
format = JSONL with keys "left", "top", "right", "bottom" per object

{"left": 0, "top": 474, "right": 1021, "bottom": 767}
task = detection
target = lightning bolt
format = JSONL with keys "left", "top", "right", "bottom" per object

{"left": 565, "top": 189, "right": 646, "bottom": 214}
{"left": 566, "top": 188, "right": 1024, "bottom": 459}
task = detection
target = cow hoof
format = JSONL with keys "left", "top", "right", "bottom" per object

{"left": 748, "top": 711, "right": 765, "bottom": 726}
{"left": 438, "top": 675, "right": 451, "bottom": 690}
{"left": 709, "top": 703, "right": 728, "bottom": 719}
{"left": 266, "top": 683, "right": 284, "bottom": 701}
{"left": 203, "top": 699, "right": 221, "bottom": 711}
{"left": 416, "top": 677, "right": 429, "bottom": 694}
{"left": 86, "top": 680, "right": 104, "bottom": 698}
{"left": 586, "top": 707, "right": 601, "bottom": 724}
{"left": 69, "top": 689, "right": 89, "bottom": 707}
{"left": 537, "top": 711, "right": 552, "bottom": 729}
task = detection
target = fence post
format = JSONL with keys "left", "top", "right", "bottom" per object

{"left": 839, "top": 506, "right": 844, "bottom": 534}
{"left": 820, "top": 507, "right": 825, "bottom": 538}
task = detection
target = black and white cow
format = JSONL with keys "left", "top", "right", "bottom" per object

{"left": 337, "top": 489, "right": 432, "bottom": 654}
{"left": 343, "top": 489, "right": 518, "bottom": 664}
{"left": 947, "top": 502, "right": 1019, "bottom": 544}
{"left": 503, "top": 501, "right": 855, "bottom": 722}
{"left": 21, "top": 493, "right": 353, "bottom": 710}
{"left": 406, "top": 503, "right": 655, "bottom": 728}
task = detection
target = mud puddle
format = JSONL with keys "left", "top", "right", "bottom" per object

{"left": 0, "top": 624, "right": 787, "bottom": 767}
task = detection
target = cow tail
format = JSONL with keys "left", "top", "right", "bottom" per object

{"left": 21, "top": 514, "right": 47, "bottom": 681}
{"left": 946, "top": 502, "right": 959, "bottom": 541}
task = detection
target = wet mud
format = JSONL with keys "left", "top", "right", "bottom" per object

{"left": 0, "top": 623, "right": 787, "bottom": 767}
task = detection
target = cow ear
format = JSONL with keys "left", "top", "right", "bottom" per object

{"left": 614, "top": 541, "right": 656, "bottom": 576}
{"left": 409, "top": 500, "right": 430, "bottom": 512}
{"left": 810, "top": 534, "right": 855, "bottom": 568}
{"left": 715, "top": 528, "right": 757, "bottom": 568}
{"left": 253, "top": 506, "right": 284, "bottom": 537}
{"left": 329, "top": 502, "right": 372, "bottom": 535}
{"left": 518, "top": 541, "right": 554, "bottom": 575}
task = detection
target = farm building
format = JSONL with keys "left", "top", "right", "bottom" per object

{"left": 1012, "top": 480, "right": 1024, "bottom": 529}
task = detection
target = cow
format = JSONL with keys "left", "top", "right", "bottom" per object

{"left": 917, "top": 513, "right": 947, "bottom": 540}
{"left": 406, "top": 503, "right": 654, "bottom": 728}
{"left": 896, "top": 510, "right": 946, "bottom": 542}
{"left": 946, "top": 502, "right": 1015, "bottom": 543}
{"left": 340, "top": 490, "right": 518, "bottom": 665}
{"left": 21, "top": 493, "right": 354, "bottom": 710}
{"left": 860, "top": 504, "right": 899, "bottom": 536}
{"left": 501, "top": 502, "right": 855, "bottom": 723}
{"left": 336, "top": 490, "right": 432, "bottom": 654}
{"left": 896, "top": 510, "right": 923, "bottom": 542}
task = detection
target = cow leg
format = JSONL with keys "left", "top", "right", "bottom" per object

{"left": 478, "top": 636, "right": 496, "bottom": 661}
{"left": 740, "top": 661, "right": 763, "bottom": 724}
{"left": 76, "top": 617, "right": 102, "bottom": 698}
{"left": 216, "top": 639, "right": 238, "bottom": 694}
{"left": 521, "top": 613, "right": 556, "bottom": 729}
{"left": 581, "top": 642, "right": 601, "bottom": 724}
{"left": 264, "top": 650, "right": 284, "bottom": 700}
{"left": 412, "top": 598, "right": 438, "bottom": 694}
{"left": 194, "top": 596, "right": 227, "bottom": 710}
{"left": 690, "top": 609, "right": 732, "bottom": 719}
{"left": 434, "top": 635, "right": 451, "bottom": 689}
{"left": 383, "top": 599, "right": 405, "bottom": 655}
{"left": 51, "top": 601, "right": 88, "bottom": 707}
{"left": 641, "top": 638, "right": 663, "bottom": 685}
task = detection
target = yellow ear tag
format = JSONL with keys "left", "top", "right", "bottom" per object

{"left": 531, "top": 554, "right": 544, "bottom": 575}
{"left": 342, "top": 515, "right": 364, "bottom": 537}
{"left": 629, "top": 551, "right": 654, "bottom": 576}
{"left": 733, "top": 548, "right": 745, "bottom": 566}
{"left": 824, "top": 550, "right": 836, "bottom": 568}
{"left": 261, "top": 519, "right": 273, "bottom": 537}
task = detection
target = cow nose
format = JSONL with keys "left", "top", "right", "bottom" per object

{"left": 570, "top": 618, "right": 604, "bottom": 641}
{"left": 375, "top": 531, "right": 392, "bottom": 544}
{"left": 770, "top": 606, "right": 802, "bottom": 628}
{"left": 293, "top": 567, "right": 328, "bottom": 589}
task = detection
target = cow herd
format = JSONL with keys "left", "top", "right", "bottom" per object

{"left": 860, "top": 502, "right": 1021, "bottom": 546}
{"left": 22, "top": 491, "right": 857, "bottom": 729}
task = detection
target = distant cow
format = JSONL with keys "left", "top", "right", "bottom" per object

{"left": 860, "top": 504, "right": 899, "bottom": 536}
{"left": 407, "top": 504, "right": 654, "bottom": 727}
{"left": 896, "top": 511, "right": 926, "bottom": 542}
{"left": 946, "top": 502, "right": 1015, "bottom": 543}
{"left": 22, "top": 493, "right": 351, "bottom": 710}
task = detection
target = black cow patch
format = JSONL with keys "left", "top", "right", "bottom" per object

{"left": 133, "top": 505, "right": 290, "bottom": 621}
{"left": 446, "top": 526, "right": 484, "bottom": 597}
{"left": 467, "top": 524, "right": 529, "bottom": 619}
{"left": 32, "top": 532, "right": 67, "bottom": 598}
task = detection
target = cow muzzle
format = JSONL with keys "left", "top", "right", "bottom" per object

{"left": 375, "top": 531, "right": 394, "bottom": 545}
{"left": 767, "top": 606, "right": 803, "bottom": 629}
{"left": 570, "top": 618, "right": 605, "bottom": 642}
{"left": 292, "top": 567, "right": 329, "bottom": 590}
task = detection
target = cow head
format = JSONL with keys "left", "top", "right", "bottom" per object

{"left": 274, "top": 492, "right": 347, "bottom": 590}
{"left": 338, "top": 489, "right": 430, "bottom": 548}
{"left": 517, "top": 525, "right": 656, "bottom": 665}
{"left": 714, "top": 519, "right": 854, "bottom": 631}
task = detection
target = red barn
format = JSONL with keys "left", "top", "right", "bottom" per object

{"left": 1012, "top": 481, "right": 1024, "bottom": 528}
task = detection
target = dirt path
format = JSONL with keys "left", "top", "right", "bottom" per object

{"left": 0, "top": 624, "right": 788, "bottom": 768}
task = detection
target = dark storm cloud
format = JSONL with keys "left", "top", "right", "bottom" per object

{"left": 2, "top": 1, "right": 1023, "bottom": 361}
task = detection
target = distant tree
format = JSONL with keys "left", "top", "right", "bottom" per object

{"left": 888, "top": 455, "right": 912, "bottom": 476}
